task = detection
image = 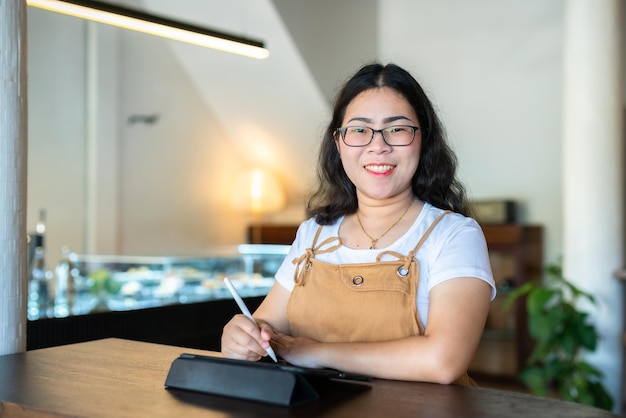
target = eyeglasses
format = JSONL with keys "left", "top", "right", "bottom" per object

{"left": 335, "top": 125, "right": 420, "bottom": 147}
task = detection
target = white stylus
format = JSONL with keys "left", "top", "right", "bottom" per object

{"left": 223, "top": 277, "right": 278, "bottom": 363}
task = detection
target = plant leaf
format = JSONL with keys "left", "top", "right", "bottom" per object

{"left": 527, "top": 287, "right": 555, "bottom": 315}
{"left": 520, "top": 367, "right": 549, "bottom": 396}
{"left": 588, "top": 381, "right": 615, "bottom": 411}
{"left": 503, "top": 281, "right": 535, "bottom": 311}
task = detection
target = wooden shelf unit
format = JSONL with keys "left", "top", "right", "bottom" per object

{"left": 470, "top": 224, "right": 543, "bottom": 382}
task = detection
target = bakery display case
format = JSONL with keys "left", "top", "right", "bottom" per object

{"left": 27, "top": 245, "right": 289, "bottom": 351}
{"left": 28, "top": 244, "right": 288, "bottom": 320}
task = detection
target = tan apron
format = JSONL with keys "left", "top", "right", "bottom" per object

{"left": 287, "top": 211, "right": 475, "bottom": 386}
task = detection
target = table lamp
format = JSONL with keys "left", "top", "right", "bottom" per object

{"left": 230, "top": 168, "right": 285, "bottom": 243}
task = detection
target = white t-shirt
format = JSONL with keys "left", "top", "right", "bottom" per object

{"left": 275, "top": 202, "right": 496, "bottom": 327}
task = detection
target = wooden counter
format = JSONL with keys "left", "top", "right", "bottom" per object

{"left": 0, "top": 339, "right": 617, "bottom": 418}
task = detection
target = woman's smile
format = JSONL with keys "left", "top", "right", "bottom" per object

{"left": 364, "top": 163, "right": 396, "bottom": 175}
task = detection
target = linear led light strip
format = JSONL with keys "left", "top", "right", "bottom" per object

{"left": 27, "top": 0, "right": 270, "bottom": 59}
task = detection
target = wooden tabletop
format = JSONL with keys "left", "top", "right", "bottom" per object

{"left": 0, "top": 338, "right": 617, "bottom": 418}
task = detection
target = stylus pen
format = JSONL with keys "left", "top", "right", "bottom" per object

{"left": 223, "top": 277, "right": 278, "bottom": 363}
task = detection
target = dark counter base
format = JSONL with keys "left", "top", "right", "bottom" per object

{"left": 26, "top": 296, "right": 265, "bottom": 351}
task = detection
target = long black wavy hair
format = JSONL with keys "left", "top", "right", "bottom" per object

{"left": 306, "top": 63, "right": 469, "bottom": 225}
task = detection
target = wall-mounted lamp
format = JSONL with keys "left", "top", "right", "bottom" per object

{"left": 231, "top": 168, "right": 285, "bottom": 243}
{"left": 27, "top": 0, "right": 270, "bottom": 59}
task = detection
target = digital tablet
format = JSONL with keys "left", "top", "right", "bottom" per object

{"left": 176, "top": 353, "right": 372, "bottom": 382}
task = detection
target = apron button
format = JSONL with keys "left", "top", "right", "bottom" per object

{"left": 352, "top": 276, "right": 364, "bottom": 286}
{"left": 397, "top": 266, "right": 409, "bottom": 277}
{"left": 305, "top": 262, "right": 312, "bottom": 271}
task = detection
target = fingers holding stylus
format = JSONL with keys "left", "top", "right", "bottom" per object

{"left": 221, "top": 314, "right": 272, "bottom": 361}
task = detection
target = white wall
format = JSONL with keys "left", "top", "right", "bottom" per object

{"left": 27, "top": 9, "right": 87, "bottom": 265}
{"left": 118, "top": 29, "right": 252, "bottom": 255}
{"left": 87, "top": 23, "right": 121, "bottom": 255}
{"left": 152, "top": 0, "right": 328, "bottom": 202}
{"left": 380, "top": 0, "right": 564, "bottom": 264}
{"left": 27, "top": 6, "right": 258, "bottom": 260}
{"left": 271, "top": 0, "right": 379, "bottom": 103}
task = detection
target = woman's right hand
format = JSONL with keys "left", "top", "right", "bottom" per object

{"left": 221, "top": 314, "right": 275, "bottom": 361}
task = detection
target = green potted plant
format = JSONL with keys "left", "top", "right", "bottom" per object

{"left": 505, "top": 260, "right": 613, "bottom": 411}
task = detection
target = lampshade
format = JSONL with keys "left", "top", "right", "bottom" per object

{"left": 230, "top": 169, "right": 285, "bottom": 214}
{"left": 27, "top": 0, "right": 270, "bottom": 59}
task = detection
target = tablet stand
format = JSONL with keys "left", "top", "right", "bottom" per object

{"left": 164, "top": 354, "right": 320, "bottom": 406}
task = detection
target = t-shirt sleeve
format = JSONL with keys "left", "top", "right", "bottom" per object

{"left": 426, "top": 216, "right": 496, "bottom": 300}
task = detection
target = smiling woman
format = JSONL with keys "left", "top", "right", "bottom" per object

{"left": 221, "top": 63, "right": 496, "bottom": 386}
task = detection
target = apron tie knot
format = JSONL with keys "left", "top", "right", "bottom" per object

{"left": 292, "top": 236, "right": 342, "bottom": 285}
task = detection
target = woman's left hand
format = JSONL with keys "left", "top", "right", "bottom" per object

{"left": 271, "top": 330, "right": 322, "bottom": 368}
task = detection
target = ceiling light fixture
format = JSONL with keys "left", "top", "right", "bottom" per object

{"left": 27, "top": 0, "right": 270, "bottom": 59}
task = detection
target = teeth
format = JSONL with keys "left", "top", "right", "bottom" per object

{"left": 365, "top": 165, "right": 394, "bottom": 173}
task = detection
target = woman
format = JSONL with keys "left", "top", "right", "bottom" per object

{"left": 221, "top": 63, "right": 495, "bottom": 385}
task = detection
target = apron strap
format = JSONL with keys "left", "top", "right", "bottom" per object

{"left": 311, "top": 224, "right": 324, "bottom": 248}
{"left": 308, "top": 224, "right": 343, "bottom": 254}
{"left": 377, "top": 210, "right": 452, "bottom": 270}
{"left": 292, "top": 225, "right": 342, "bottom": 284}
{"left": 408, "top": 210, "right": 452, "bottom": 256}
{"left": 397, "top": 210, "right": 452, "bottom": 335}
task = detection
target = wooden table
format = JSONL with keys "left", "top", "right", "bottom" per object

{"left": 0, "top": 339, "right": 617, "bottom": 418}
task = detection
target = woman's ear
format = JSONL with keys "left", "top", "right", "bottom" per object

{"left": 334, "top": 136, "right": 341, "bottom": 157}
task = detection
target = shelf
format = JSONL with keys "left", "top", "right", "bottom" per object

{"left": 470, "top": 337, "right": 518, "bottom": 377}
{"left": 482, "top": 329, "right": 515, "bottom": 341}
{"left": 477, "top": 224, "right": 543, "bottom": 378}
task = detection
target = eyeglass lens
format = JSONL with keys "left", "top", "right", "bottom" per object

{"left": 341, "top": 126, "right": 417, "bottom": 146}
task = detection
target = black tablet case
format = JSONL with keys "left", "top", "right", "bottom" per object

{"left": 165, "top": 354, "right": 336, "bottom": 406}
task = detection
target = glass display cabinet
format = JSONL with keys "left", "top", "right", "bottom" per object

{"left": 27, "top": 245, "right": 289, "bottom": 351}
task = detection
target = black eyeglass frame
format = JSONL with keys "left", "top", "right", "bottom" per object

{"left": 334, "top": 125, "right": 421, "bottom": 147}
